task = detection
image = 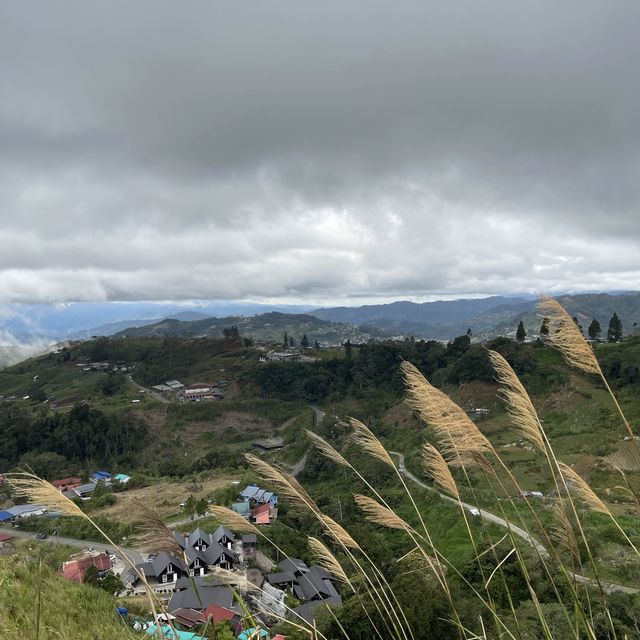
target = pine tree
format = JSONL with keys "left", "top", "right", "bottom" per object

{"left": 516, "top": 320, "right": 526, "bottom": 343}
{"left": 301, "top": 334, "right": 309, "bottom": 349}
{"left": 283, "top": 332, "right": 289, "bottom": 350}
{"left": 588, "top": 318, "right": 601, "bottom": 341}
{"left": 607, "top": 312, "right": 622, "bottom": 342}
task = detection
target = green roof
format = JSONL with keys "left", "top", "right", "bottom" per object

{"left": 231, "top": 502, "right": 250, "bottom": 514}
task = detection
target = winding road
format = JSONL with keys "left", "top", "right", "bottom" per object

{"left": 389, "top": 451, "right": 638, "bottom": 595}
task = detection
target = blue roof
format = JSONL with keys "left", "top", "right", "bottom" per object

{"left": 237, "top": 629, "right": 269, "bottom": 640}
{"left": 145, "top": 624, "right": 206, "bottom": 640}
{"left": 0, "top": 511, "right": 13, "bottom": 522}
{"left": 93, "top": 470, "right": 111, "bottom": 478}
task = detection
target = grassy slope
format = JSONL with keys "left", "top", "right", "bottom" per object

{"left": 0, "top": 545, "right": 133, "bottom": 640}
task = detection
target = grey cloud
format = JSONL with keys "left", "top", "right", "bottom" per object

{"left": 1, "top": 1, "right": 640, "bottom": 304}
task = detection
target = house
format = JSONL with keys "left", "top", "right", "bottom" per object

{"left": 113, "top": 473, "right": 131, "bottom": 483}
{"left": 91, "top": 470, "right": 112, "bottom": 483}
{"left": 52, "top": 477, "right": 82, "bottom": 492}
{"left": 175, "top": 527, "right": 238, "bottom": 572}
{"left": 212, "top": 525, "right": 235, "bottom": 550}
{"left": 0, "top": 532, "right": 13, "bottom": 542}
{"left": 182, "top": 383, "right": 219, "bottom": 401}
{"left": 168, "top": 583, "right": 237, "bottom": 613}
{"left": 251, "top": 503, "right": 272, "bottom": 525}
{"left": 0, "top": 511, "right": 13, "bottom": 523}
{"left": 239, "top": 484, "right": 278, "bottom": 507}
{"left": 293, "top": 567, "right": 340, "bottom": 602}
{"left": 242, "top": 533, "right": 257, "bottom": 560}
{"left": 60, "top": 552, "right": 111, "bottom": 582}
{"left": 253, "top": 437, "right": 284, "bottom": 451}
{"left": 265, "top": 572, "right": 296, "bottom": 589}
{"left": 6, "top": 504, "right": 46, "bottom": 519}
{"left": 203, "top": 604, "right": 242, "bottom": 635}
{"left": 73, "top": 483, "right": 99, "bottom": 499}
{"left": 292, "top": 596, "right": 343, "bottom": 625}
{"left": 278, "top": 558, "right": 309, "bottom": 576}
{"left": 172, "top": 608, "right": 206, "bottom": 629}
{"left": 237, "top": 628, "right": 270, "bottom": 640}
{"left": 166, "top": 380, "right": 185, "bottom": 390}
{"left": 144, "top": 624, "right": 207, "bottom": 640}
{"left": 126, "top": 553, "right": 187, "bottom": 590}
{"left": 152, "top": 384, "right": 173, "bottom": 394}
{"left": 231, "top": 502, "right": 251, "bottom": 519}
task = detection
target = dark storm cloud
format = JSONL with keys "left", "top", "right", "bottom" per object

{"left": 1, "top": 0, "right": 639, "bottom": 304}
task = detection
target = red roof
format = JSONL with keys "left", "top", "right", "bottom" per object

{"left": 250, "top": 503, "right": 270, "bottom": 516}
{"left": 204, "top": 604, "right": 236, "bottom": 623}
{"left": 173, "top": 608, "right": 206, "bottom": 628}
{"left": 52, "top": 477, "right": 81, "bottom": 489}
{"left": 0, "top": 532, "right": 13, "bottom": 542}
{"left": 60, "top": 553, "right": 111, "bottom": 582}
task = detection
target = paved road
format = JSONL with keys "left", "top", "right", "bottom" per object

{"left": 1, "top": 526, "right": 146, "bottom": 567}
{"left": 127, "top": 374, "right": 169, "bottom": 403}
{"left": 389, "top": 451, "right": 639, "bottom": 595}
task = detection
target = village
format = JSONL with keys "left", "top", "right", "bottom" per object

{"left": 0, "top": 471, "right": 342, "bottom": 640}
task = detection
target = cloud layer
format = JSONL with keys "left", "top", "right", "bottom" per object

{"left": 1, "top": 1, "right": 640, "bottom": 304}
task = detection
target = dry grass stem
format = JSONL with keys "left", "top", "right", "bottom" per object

{"left": 537, "top": 297, "right": 602, "bottom": 375}
{"left": 401, "top": 361, "right": 494, "bottom": 466}
{"left": 306, "top": 430, "right": 350, "bottom": 467}
{"left": 7, "top": 471, "right": 85, "bottom": 518}
{"left": 319, "top": 514, "right": 361, "bottom": 550}
{"left": 354, "top": 494, "right": 415, "bottom": 533}
{"left": 488, "top": 350, "right": 545, "bottom": 453}
{"left": 349, "top": 418, "right": 395, "bottom": 468}
{"left": 208, "top": 506, "right": 259, "bottom": 533}
{"left": 558, "top": 462, "right": 609, "bottom": 514}
{"left": 244, "top": 453, "right": 318, "bottom": 511}
{"left": 308, "top": 536, "right": 354, "bottom": 589}
{"left": 422, "top": 444, "right": 460, "bottom": 499}
{"left": 136, "top": 501, "right": 185, "bottom": 556}
{"left": 550, "top": 501, "right": 581, "bottom": 566}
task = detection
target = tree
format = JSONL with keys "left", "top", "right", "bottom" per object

{"left": 313, "top": 339, "right": 320, "bottom": 350}
{"left": 301, "top": 334, "right": 309, "bottom": 349}
{"left": 223, "top": 326, "right": 239, "bottom": 339}
{"left": 344, "top": 340, "right": 352, "bottom": 358}
{"left": 608, "top": 313, "right": 622, "bottom": 342}
{"left": 516, "top": 321, "right": 526, "bottom": 343}
{"left": 283, "top": 333, "right": 289, "bottom": 350}
{"left": 572, "top": 316, "right": 584, "bottom": 335}
{"left": 466, "top": 327, "right": 472, "bottom": 338}
{"left": 539, "top": 317, "right": 550, "bottom": 338}
{"left": 288, "top": 336, "right": 296, "bottom": 348}
{"left": 588, "top": 318, "right": 601, "bottom": 341}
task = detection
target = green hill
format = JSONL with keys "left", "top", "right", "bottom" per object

{"left": 113, "top": 311, "right": 389, "bottom": 344}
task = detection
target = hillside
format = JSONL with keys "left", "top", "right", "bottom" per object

{"left": 114, "top": 311, "right": 388, "bottom": 344}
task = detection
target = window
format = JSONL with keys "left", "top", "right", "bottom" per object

{"left": 162, "top": 574, "right": 167, "bottom": 583}
{"left": 189, "top": 569, "right": 194, "bottom": 576}
{"left": 167, "top": 563, "right": 172, "bottom": 572}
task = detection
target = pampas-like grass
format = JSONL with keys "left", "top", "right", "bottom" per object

{"left": 350, "top": 418, "right": 395, "bottom": 469}
{"left": 136, "top": 501, "right": 185, "bottom": 557}
{"left": 306, "top": 430, "right": 350, "bottom": 467}
{"left": 7, "top": 471, "right": 86, "bottom": 518}
{"left": 558, "top": 462, "right": 609, "bottom": 514}
{"left": 401, "top": 361, "right": 494, "bottom": 467}
{"left": 209, "top": 505, "right": 260, "bottom": 533}
{"left": 488, "top": 350, "right": 545, "bottom": 453}
{"left": 244, "top": 453, "right": 318, "bottom": 511}
{"left": 354, "top": 494, "right": 415, "bottom": 533}
{"left": 308, "top": 536, "right": 354, "bottom": 589}
{"left": 538, "top": 297, "right": 602, "bottom": 375}
{"left": 422, "top": 444, "right": 460, "bottom": 499}
{"left": 319, "top": 514, "right": 361, "bottom": 550}
{"left": 550, "top": 501, "right": 581, "bottom": 567}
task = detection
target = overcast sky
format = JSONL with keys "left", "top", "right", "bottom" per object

{"left": 1, "top": 1, "right": 639, "bottom": 306}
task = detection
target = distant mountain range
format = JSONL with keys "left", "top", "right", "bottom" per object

{"left": 312, "top": 293, "right": 640, "bottom": 339}
{"left": 312, "top": 296, "right": 532, "bottom": 339}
